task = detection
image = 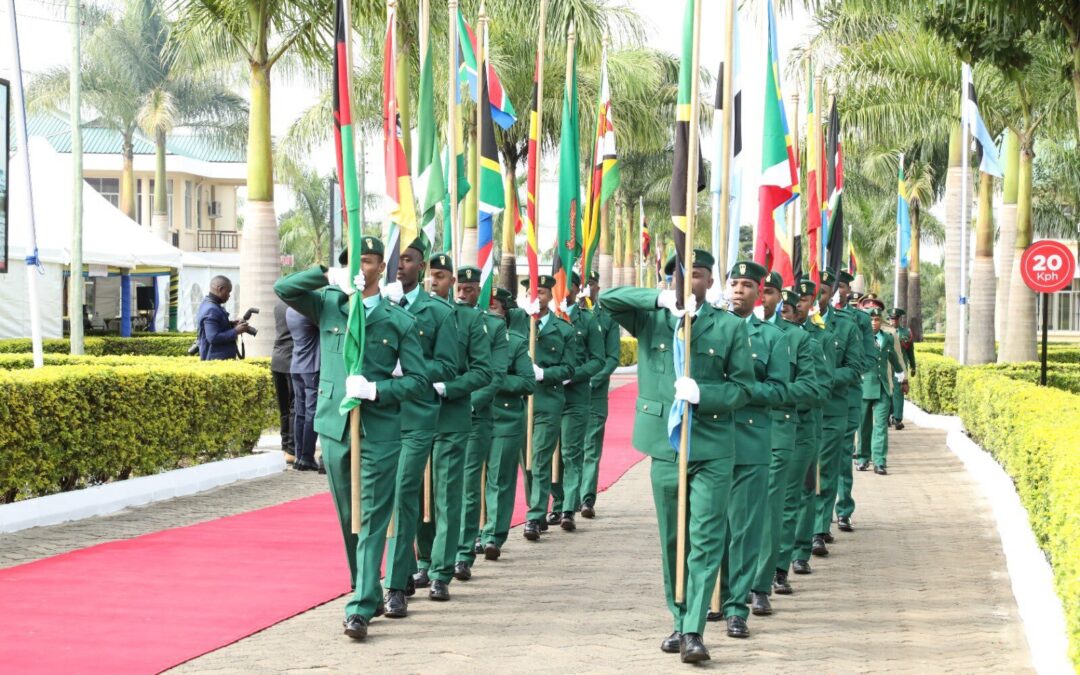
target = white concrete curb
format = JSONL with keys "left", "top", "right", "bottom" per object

{"left": 0, "top": 446, "right": 286, "bottom": 534}
{"left": 613, "top": 364, "right": 637, "bottom": 375}
{"left": 904, "top": 400, "right": 1072, "bottom": 675}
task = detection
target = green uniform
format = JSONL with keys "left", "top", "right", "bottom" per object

{"left": 754, "top": 315, "right": 828, "bottom": 593}
{"left": 523, "top": 312, "right": 577, "bottom": 523}
{"left": 858, "top": 329, "right": 904, "bottom": 468}
{"left": 482, "top": 328, "right": 536, "bottom": 547}
{"left": 718, "top": 314, "right": 788, "bottom": 620}
{"left": 274, "top": 267, "right": 427, "bottom": 620}
{"left": 458, "top": 311, "right": 508, "bottom": 565}
{"left": 833, "top": 305, "right": 874, "bottom": 525}
{"left": 507, "top": 306, "right": 531, "bottom": 337}
{"left": 416, "top": 303, "right": 493, "bottom": 583}
{"left": 602, "top": 287, "right": 754, "bottom": 636}
{"left": 383, "top": 288, "right": 458, "bottom": 592}
{"left": 892, "top": 325, "right": 915, "bottom": 422}
{"left": 581, "top": 305, "right": 622, "bottom": 508}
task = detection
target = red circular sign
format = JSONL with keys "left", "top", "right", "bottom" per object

{"left": 1020, "top": 241, "right": 1076, "bottom": 294}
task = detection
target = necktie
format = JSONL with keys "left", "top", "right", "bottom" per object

{"left": 399, "top": 297, "right": 408, "bottom": 308}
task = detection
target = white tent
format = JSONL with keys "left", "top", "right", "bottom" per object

{"left": 178, "top": 251, "right": 241, "bottom": 332}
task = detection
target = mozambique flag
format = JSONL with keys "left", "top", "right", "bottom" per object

{"left": 670, "top": 0, "right": 706, "bottom": 300}
{"left": 581, "top": 45, "right": 620, "bottom": 283}
{"left": 383, "top": 5, "right": 418, "bottom": 278}
{"left": 333, "top": 0, "right": 364, "bottom": 414}
{"left": 416, "top": 14, "right": 444, "bottom": 249}
{"left": 477, "top": 62, "right": 505, "bottom": 309}
{"left": 805, "top": 61, "right": 822, "bottom": 286}
{"left": 552, "top": 29, "right": 580, "bottom": 314}
{"left": 524, "top": 54, "right": 542, "bottom": 301}
{"left": 754, "top": 0, "right": 798, "bottom": 286}
{"left": 457, "top": 8, "right": 517, "bottom": 129}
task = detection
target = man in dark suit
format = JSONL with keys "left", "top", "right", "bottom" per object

{"left": 287, "top": 305, "right": 321, "bottom": 471}
{"left": 271, "top": 301, "right": 296, "bottom": 461}
{"left": 196, "top": 275, "right": 251, "bottom": 360}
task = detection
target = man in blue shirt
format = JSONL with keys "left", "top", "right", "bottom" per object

{"left": 196, "top": 276, "right": 251, "bottom": 360}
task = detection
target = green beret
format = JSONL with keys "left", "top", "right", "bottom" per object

{"left": 588, "top": 270, "right": 600, "bottom": 283}
{"left": 889, "top": 307, "right": 905, "bottom": 318}
{"left": 796, "top": 280, "right": 817, "bottom": 298}
{"left": 863, "top": 297, "right": 885, "bottom": 311}
{"left": 405, "top": 237, "right": 427, "bottom": 257}
{"left": 764, "top": 271, "right": 784, "bottom": 291}
{"left": 781, "top": 289, "right": 801, "bottom": 305}
{"left": 570, "top": 271, "right": 582, "bottom": 288}
{"left": 457, "top": 266, "right": 481, "bottom": 284}
{"left": 337, "top": 236, "right": 386, "bottom": 265}
{"left": 521, "top": 275, "right": 556, "bottom": 290}
{"left": 494, "top": 287, "right": 516, "bottom": 308}
{"left": 429, "top": 252, "right": 454, "bottom": 272}
{"left": 820, "top": 268, "right": 837, "bottom": 286}
{"left": 868, "top": 307, "right": 883, "bottom": 317}
{"left": 728, "top": 260, "right": 768, "bottom": 283}
{"left": 838, "top": 269, "right": 855, "bottom": 284}
{"left": 664, "top": 249, "right": 714, "bottom": 275}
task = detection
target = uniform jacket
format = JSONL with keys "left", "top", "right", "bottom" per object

{"left": 770, "top": 317, "right": 829, "bottom": 450}
{"left": 804, "top": 312, "right": 860, "bottom": 418}
{"left": 438, "top": 302, "right": 494, "bottom": 432}
{"left": 471, "top": 311, "right": 509, "bottom": 420}
{"left": 733, "top": 314, "right": 789, "bottom": 465}
{"left": 399, "top": 290, "right": 459, "bottom": 432}
{"left": 563, "top": 305, "right": 606, "bottom": 406}
{"left": 589, "top": 306, "right": 623, "bottom": 415}
{"left": 862, "top": 330, "right": 904, "bottom": 399}
{"left": 493, "top": 329, "right": 536, "bottom": 436}
{"left": 532, "top": 311, "right": 577, "bottom": 415}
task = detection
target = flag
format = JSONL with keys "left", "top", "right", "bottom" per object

{"left": 805, "top": 62, "right": 822, "bottom": 286}
{"left": 441, "top": 104, "right": 470, "bottom": 254}
{"left": 849, "top": 235, "right": 859, "bottom": 276}
{"left": 711, "top": 4, "right": 743, "bottom": 278}
{"left": 477, "top": 44, "right": 504, "bottom": 310}
{"left": 383, "top": 6, "right": 418, "bottom": 279}
{"left": 333, "top": 0, "right": 364, "bottom": 414}
{"left": 640, "top": 196, "right": 650, "bottom": 259}
{"left": 552, "top": 29, "right": 580, "bottom": 314}
{"left": 581, "top": 45, "right": 620, "bottom": 284}
{"left": 670, "top": 0, "right": 706, "bottom": 302}
{"left": 667, "top": 323, "right": 692, "bottom": 451}
{"left": 416, "top": 16, "right": 444, "bottom": 249}
{"left": 962, "top": 63, "right": 1003, "bottom": 177}
{"left": 524, "top": 54, "right": 541, "bottom": 301}
{"left": 457, "top": 9, "right": 517, "bottom": 129}
{"left": 897, "top": 157, "right": 911, "bottom": 268}
{"left": 754, "top": 0, "right": 799, "bottom": 286}
{"left": 825, "top": 98, "right": 845, "bottom": 274}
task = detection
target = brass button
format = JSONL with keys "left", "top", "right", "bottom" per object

{"left": 752, "top": 353, "right": 758, "bottom": 358}
{"left": 713, "top": 414, "right": 718, "bottom": 419}
{"left": 504, "top": 403, "right": 509, "bottom": 407}
{"left": 660, "top": 343, "right": 666, "bottom": 349}
{"left": 785, "top": 414, "right": 790, "bottom": 419}
{"left": 332, "top": 327, "right": 339, "bottom": 333}
{"left": 749, "top": 419, "right": 754, "bottom": 424}
{"left": 419, "top": 330, "right": 424, "bottom": 336}
{"left": 382, "top": 339, "right": 388, "bottom": 344}
{"left": 708, "top": 348, "right": 715, "bottom": 354}
{"left": 643, "top": 404, "right": 649, "bottom": 411}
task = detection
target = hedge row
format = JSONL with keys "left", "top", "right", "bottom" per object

{"left": 954, "top": 370, "right": 1080, "bottom": 666}
{"left": 0, "top": 359, "right": 274, "bottom": 503}
{"left": 915, "top": 341, "right": 1080, "bottom": 363}
{"left": 619, "top": 337, "right": 638, "bottom": 367}
{"left": 0, "top": 336, "right": 197, "bottom": 357}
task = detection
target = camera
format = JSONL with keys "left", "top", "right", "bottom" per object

{"left": 241, "top": 307, "right": 260, "bottom": 336}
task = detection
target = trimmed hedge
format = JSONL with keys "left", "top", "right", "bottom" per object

{"left": 955, "top": 371, "right": 1080, "bottom": 666}
{"left": 907, "top": 352, "right": 961, "bottom": 414}
{"left": 619, "top": 336, "right": 638, "bottom": 367}
{"left": 0, "top": 358, "right": 274, "bottom": 503}
{"left": 0, "top": 336, "right": 197, "bottom": 357}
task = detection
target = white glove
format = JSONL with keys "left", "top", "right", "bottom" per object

{"left": 895, "top": 371, "right": 906, "bottom": 383}
{"left": 434, "top": 382, "right": 447, "bottom": 396}
{"left": 557, "top": 298, "right": 570, "bottom": 315}
{"left": 523, "top": 297, "right": 541, "bottom": 317}
{"left": 326, "top": 267, "right": 356, "bottom": 296}
{"left": 392, "top": 360, "right": 403, "bottom": 377}
{"left": 673, "top": 376, "right": 701, "bottom": 405}
{"left": 562, "top": 379, "right": 572, "bottom": 386}
{"left": 353, "top": 274, "right": 366, "bottom": 294}
{"left": 345, "top": 375, "right": 377, "bottom": 401}
{"left": 657, "top": 289, "right": 683, "bottom": 317}
{"left": 683, "top": 293, "right": 699, "bottom": 317}
{"left": 705, "top": 285, "right": 724, "bottom": 308}
{"left": 532, "top": 364, "right": 545, "bottom": 381}
{"left": 383, "top": 280, "right": 404, "bottom": 303}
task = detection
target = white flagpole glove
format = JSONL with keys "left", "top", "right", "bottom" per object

{"left": 327, "top": 267, "right": 356, "bottom": 296}
{"left": 557, "top": 298, "right": 570, "bottom": 315}
{"left": 674, "top": 376, "right": 701, "bottom": 405}
{"left": 346, "top": 375, "right": 377, "bottom": 401}
{"left": 383, "top": 280, "right": 404, "bottom": 303}
{"left": 895, "top": 371, "right": 906, "bottom": 383}
{"left": 657, "top": 289, "right": 685, "bottom": 318}
{"left": 705, "top": 285, "right": 724, "bottom": 308}
{"left": 523, "top": 297, "right": 541, "bottom": 317}
{"left": 353, "top": 274, "right": 366, "bottom": 294}
{"left": 433, "top": 382, "right": 447, "bottom": 396}
{"left": 392, "top": 360, "right": 403, "bottom": 377}
{"left": 532, "top": 364, "right": 545, "bottom": 382}
{"left": 683, "top": 293, "right": 699, "bottom": 317}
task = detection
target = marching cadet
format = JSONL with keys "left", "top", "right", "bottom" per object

{"left": 832, "top": 270, "right": 874, "bottom": 536}
{"left": 581, "top": 270, "right": 622, "bottom": 518}
{"left": 857, "top": 307, "right": 905, "bottom": 474}
{"left": 381, "top": 242, "right": 458, "bottom": 619}
{"left": 602, "top": 249, "right": 754, "bottom": 664}
{"left": 274, "top": 238, "right": 428, "bottom": 640}
{"left": 750, "top": 274, "right": 827, "bottom": 614}
{"left": 413, "top": 254, "right": 492, "bottom": 602}
{"left": 480, "top": 287, "right": 536, "bottom": 557}
{"left": 521, "top": 275, "right": 577, "bottom": 541}
{"left": 887, "top": 308, "right": 915, "bottom": 430}
{"left": 454, "top": 267, "right": 509, "bottom": 580}
{"left": 549, "top": 271, "right": 605, "bottom": 530}
{"left": 706, "top": 261, "right": 788, "bottom": 639}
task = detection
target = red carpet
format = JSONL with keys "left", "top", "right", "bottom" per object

{"left": 0, "top": 383, "right": 641, "bottom": 674}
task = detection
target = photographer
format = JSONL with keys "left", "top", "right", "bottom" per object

{"left": 196, "top": 275, "right": 251, "bottom": 360}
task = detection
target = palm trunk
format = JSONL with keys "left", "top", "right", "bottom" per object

{"left": 119, "top": 133, "right": 136, "bottom": 220}
{"left": 908, "top": 204, "right": 923, "bottom": 340}
{"left": 995, "top": 131, "right": 1020, "bottom": 356}
{"left": 896, "top": 269, "right": 907, "bottom": 312}
{"left": 612, "top": 202, "right": 623, "bottom": 285}
{"left": 151, "top": 129, "right": 170, "bottom": 242}
{"left": 1000, "top": 144, "right": 1037, "bottom": 362}
{"left": 598, "top": 199, "right": 613, "bottom": 291}
{"left": 238, "top": 60, "right": 279, "bottom": 358}
{"left": 622, "top": 195, "right": 635, "bottom": 286}
{"left": 943, "top": 123, "right": 963, "bottom": 359}
{"left": 499, "top": 162, "right": 517, "bottom": 292}
{"left": 968, "top": 171, "right": 996, "bottom": 364}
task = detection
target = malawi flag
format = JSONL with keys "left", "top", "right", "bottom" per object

{"left": 754, "top": 0, "right": 798, "bottom": 287}
{"left": 524, "top": 54, "right": 542, "bottom": 302}
{"left": 805, "top": 61, "right": 822, "bottom": 286}
{"left": 552, "top": 28, "right": 580, "bottom": 314}
{"left": 416, "top": 12, "right": 444, "bottom": 249}
{"left": 477, "top": 58, "right": 505, "bottom": 309}
{"left": 383, "top": 5, "right": 418, "bottom": 279}
{"left": 457, "top": 8, "right": 517, "bottom": 130}
{"left": 333, "top": 0, "right": 364, "bottom": 414}
{"left": 582, "top": 45, "right": 619, "bottom": 283}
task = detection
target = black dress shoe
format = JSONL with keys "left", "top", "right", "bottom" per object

{"left": 679, "top": 633, "right": 710, "bottom": 663}
{"left": 792, "top": 559, "right": 812, "bottom": 575}
{"left": 705, "top": 611, "right": 723, "bottom": 622}
{"left": 317, "top": 460, "right": 326, "bottom": 474}
{"left": 429, "top": 579, "right": 450, "bottom": 601}
{"left": 473, "top": 538, "right": 484, "bottom": 555}
{"left": 483, "top": 542, "right": 500, "bottom": 561}
{"left": 837, "top": 516, "right": 853, "bottom": 532}
{"left": 856, "top": 461, "right": 870, "bottom": 471}
{"left": 560, "top": 512, "right": 576, "bottom": 532}
{"left": 343, "top": 614, "right": 368, "bottom": 640}
{"left": 660, "top": 631, "right": 682, "bottom": 653}
{"left": 580, "top": 500, "right": 595, "bottom": 519}
{"left": 405, "top": 575, "right": 416, "bottom": 597}
{"left": 811, "top": 535, "right": 829, "bottom": 557}
{"left": 413, "top": 568, "right": 431, "bottom": 588}
{"left": 773, "top": 569, "right": 792, "bottom": 594}
{"left": 453, "top": 562, "right": 472, "bottom": 581}
{"left": 823, "top": 532, "right": 835, "bottom": 544}
{"left": 726, "top": 615, "right": 749, "bottom": 638}
{"left": 750, "top": 591, "right": 773, "bottom": 616}
{"left": 539, "top": 519, "right": 549, "bottom": 532}
{"left": 895, "top": 421, "right": 905, "bottom": 430}
{"left": 524, "top": 520, "right": 541, "bottom": 541}
{"left": 874, "top": 464, "right": 888, "bottom": 475}
{"left": 384, "top": 590, "right": 407, "bottom": 618}
{"left": 546, "top": 511, "right": 562, "bottom": 526}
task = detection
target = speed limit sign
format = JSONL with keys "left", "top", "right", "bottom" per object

{"left": 1020, "top": 241, "right": 1076, "bottom": 294}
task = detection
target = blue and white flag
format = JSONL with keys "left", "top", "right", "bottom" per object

{"left": 963, "top": 63, "right": 1003, "bottom": 178}
{"left": 667, "top": 324, "right": 692, "bottom": 455}
{"left": 711, "top": 5, "right": 742, "bottom": 278}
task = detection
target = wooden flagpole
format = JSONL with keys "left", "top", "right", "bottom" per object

{"left": 448, "top": 0, "right": 460, "bottom": 268}
{"left": 715, "top": 0, "right": 736, "bottom": 272}
{"left": 346, "top": 0, "right": 362, "bottom": 536}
